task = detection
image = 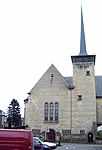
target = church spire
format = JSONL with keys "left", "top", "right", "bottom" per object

{"left": 79, "top": 7, "right": 87, "bottom": 55}
{"left": 71, "top": 6, "right": 96, "bottom": 65}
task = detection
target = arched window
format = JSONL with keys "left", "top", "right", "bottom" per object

{"left": 44, "top": 102, "right": 48, "bottom": 121}
{"left": 50, "top": 102, "right": 53, "bottom": 121}
{"left": 55, "top": 102, "right": 59, "bottom": 121}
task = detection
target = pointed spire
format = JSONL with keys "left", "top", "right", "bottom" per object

{"left": 79, "top": 7, "right": 87, "bottom": 55}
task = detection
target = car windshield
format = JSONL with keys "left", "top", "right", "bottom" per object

{"left": 34, "top": 138, "right": 43, "bottom": 144}
{"left": 34, "top": 139, "right": 40, "bottom": 144}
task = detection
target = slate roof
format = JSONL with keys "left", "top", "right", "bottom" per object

{"left": 95, "top": 76, "right": 102, "bottom": 98}
{"left": 64, "top": 76, "right": 73, "bottom": 86}
{"left": 64, "top": 76, "right": 102, "bottom": 98}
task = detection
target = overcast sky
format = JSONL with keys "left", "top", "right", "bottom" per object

{"left": 0, "top": 0, "right": 102, "bottom": 117}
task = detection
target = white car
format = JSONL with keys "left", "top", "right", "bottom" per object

{"left": 33, "top": 137, "right": 57, "bottom": 149}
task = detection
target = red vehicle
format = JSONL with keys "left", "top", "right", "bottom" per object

{"left": 0, "top": 129, "right": 34, "bottom": 150}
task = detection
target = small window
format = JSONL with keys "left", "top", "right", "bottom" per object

{"left": 51, "top": 74, "right": 54, "bottom": 78}
{"left": 80, "top": 130, "right": 85, "bottom": 135}
{"left": 32, "top": 129, "right": 40, "bottom": 134}
{"left": 62, "top": 130, "right": 71, "bottom": 135}
{"left": 86, "top": 71, "right": 90, "bottom": 76}
{"left": 78, "top": 95, "right": 82, "bottom": 101}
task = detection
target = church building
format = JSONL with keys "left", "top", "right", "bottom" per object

{"left": 24, "top": 8, "right": 102, "bottom": 143}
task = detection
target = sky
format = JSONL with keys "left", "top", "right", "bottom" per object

{"left": 0, "top": 0, "right": 102, "bottom": 117}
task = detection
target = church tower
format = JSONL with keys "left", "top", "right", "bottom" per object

{"left": 71, "top": 8, "right": 96, "bottom": 135}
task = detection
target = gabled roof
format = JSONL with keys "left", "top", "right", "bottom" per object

{"left": 25, "top": 63, "right": 102, "bottom": 100}
{"left": 27, "top": 64, "right": 70, "bottom": 95}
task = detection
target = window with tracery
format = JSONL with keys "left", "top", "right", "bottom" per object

{"left": 55, "top": 102, "right": 59, "bottom": 121}
{"left": 44, "top": 102, "right": 59, "bottom": 122}
{"left": 44, "top": 102, "right": 48, "bottom": 121}
{"left": 50, "top": 102, "right": 53, "bottom": 121}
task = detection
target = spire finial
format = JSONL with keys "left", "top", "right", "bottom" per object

{"left": 79, "top": 6, "right": 87, "bottom": 55}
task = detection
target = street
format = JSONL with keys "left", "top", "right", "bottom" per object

{"left": 56, "top": 143, "right": 102, "bottom": 150}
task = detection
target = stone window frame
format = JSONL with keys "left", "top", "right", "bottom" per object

{"left": 86, "top": 70, "right": 90, "bottom": 76}
{"left": 62, "top": 130, "right": 71, "bottom": 135}
{"left": 78, "top": 95, "right": 82, "bottom": 101}
{"left": 44, "top": 102, "right": 48, "bottom": 121}
{"left": 50, "top": 102, "right": 54, "bottom": 121}
{"left": 44, "top": 102, "right": 59, "bottom": 122}
{"left": 55, "top": 102, "right": 59, "bottom": 121}
{"left": 32, "top": 129, "right": 40, "bottom": 134}
{"left": 80, "top": 130, "right": 85, "bottom": 135}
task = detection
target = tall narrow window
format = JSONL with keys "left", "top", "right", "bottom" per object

{"left": 50, "top": 102, "right": 53, "bottom": 121}
{"left": 44, "top": 102, "right": 48, "bottom": 121}
{"left": 55, "top": 102, "right": 59, "bottom": 121}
